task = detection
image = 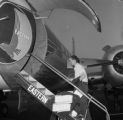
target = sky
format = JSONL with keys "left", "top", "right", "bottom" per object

{"left": 27, "top": 0, "right": 123, "bottom": 59}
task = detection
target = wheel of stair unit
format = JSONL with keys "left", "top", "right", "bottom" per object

{"left": 0, "top": 103, "right": 8, "bottom": 117}
{"left": 50, "top": 113, "right": 58, "bottom": 120}
{"left": 50, "top": 113, "right": 66, "bottom": 120}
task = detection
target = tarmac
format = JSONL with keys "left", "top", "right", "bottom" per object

{"left": 1, "top": 86, "right": 123, "bottom": 120}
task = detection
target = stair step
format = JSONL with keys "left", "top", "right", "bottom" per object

{"left": 30, "top": 81, "right": 44, "bottom": 88}
{"left": 20, "top": 70, "right": 36, "bottom": 82}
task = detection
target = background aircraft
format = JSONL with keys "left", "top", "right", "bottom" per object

{"left": 26, "top": 0, "right": 123, "bottom": 87}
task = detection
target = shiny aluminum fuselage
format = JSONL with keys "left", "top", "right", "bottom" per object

{"left": 0, "top": 1, "right": 72, "bottom": 93}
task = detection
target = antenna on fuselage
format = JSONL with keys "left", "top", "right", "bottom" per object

{"left": 72, "top": 36, "right": 76, "bottom": 55}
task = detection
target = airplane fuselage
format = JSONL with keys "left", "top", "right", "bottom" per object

{"left": 0, "top": 1, "right": 73, "bottom": 93}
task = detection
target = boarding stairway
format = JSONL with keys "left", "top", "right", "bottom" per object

{"left": 16, "top": 70, "right": 68, "bottom": 119}
{"left": 15, "top": 54, "right": 111, "bottom": 120}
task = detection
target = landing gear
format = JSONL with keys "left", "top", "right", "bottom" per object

{"left": 0, "top": 90, "right": 8, "bottom": 117}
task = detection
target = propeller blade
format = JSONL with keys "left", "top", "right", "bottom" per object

{"left": 80, "top": 58, "right": 113, "bottom": 67}
{"left": 87, "top": 61, "right": 113, "bottom": 67}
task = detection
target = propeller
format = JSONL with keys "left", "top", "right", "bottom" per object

{"left": 80, "top": 45, "right": 123, "bottom": 86}
{"left": 87, "top": 59, "right": 113, "bottom": 67}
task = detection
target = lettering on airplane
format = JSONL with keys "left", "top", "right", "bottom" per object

{"left": 15, "top": 29, "right": 30, "bottom": 41}
{"left": 27, "top": 85, "right": 48, "bottom": 104}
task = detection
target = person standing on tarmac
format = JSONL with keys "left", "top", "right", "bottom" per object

{"left": 68, "top": 55, "right": 92, "bottom": 120}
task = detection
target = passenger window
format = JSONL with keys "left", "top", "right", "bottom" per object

{"left": 46, "top": 39, "right": 57, "bottom": 56}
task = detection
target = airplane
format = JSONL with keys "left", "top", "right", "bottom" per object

{"left": 0, "top": 0, "right": 122, "bottom": 120}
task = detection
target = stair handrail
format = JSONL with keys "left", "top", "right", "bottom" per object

{"left": 30, "top": 54, "right": 110, "bottom": 120}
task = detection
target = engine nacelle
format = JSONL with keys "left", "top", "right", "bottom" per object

{"left": 103, "top": 45, "right": 123, "bottom": 87}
